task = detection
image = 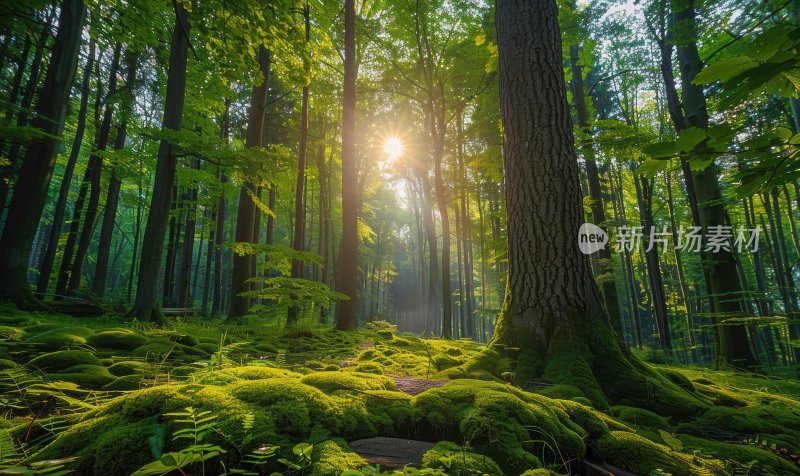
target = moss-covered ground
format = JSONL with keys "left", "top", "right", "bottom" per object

{"left": 0, "top": 306, "right": 798, "bottom": 475}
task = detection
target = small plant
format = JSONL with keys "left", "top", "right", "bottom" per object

{"left": 277, "top": 442, "right": 314, "bottom": 473}
{"left": 132, "top": 407, "right": 225, "bottom": 476}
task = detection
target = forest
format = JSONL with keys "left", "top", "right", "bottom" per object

{"left": 1, "top": 0, "right": 800, "bottom": 474}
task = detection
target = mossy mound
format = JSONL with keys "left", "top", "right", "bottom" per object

{"left": 24, "top": 332, "right": 87, "bottom": 351}
{"left": 28, "top": 350, "right": 101, "bottom": 371}
{"left": 310, "top": 438, "right": 368, "bottom": 475}
{"left": 352, "top": 336, "right": 485, "bottom": 379}
{"left": 352, "top": 361, "right": 384, "bottom": 374}
{"left": 189, "top": 365, "right": 302, "bottom": 385}
{"left": 107, "top": 360, "right": 150, "bottom": 377}
{"left": 86, "top": 330, "right": 147, "bottom": 350}
{"left": 0, "top": 325, "right": 25, "bottom": 340}
{"left": 171, "top": 334, "right": 199, "bottom": 347}
{"left": 300, "top": 371, "right": 397, "bottom": 392}
{"left": 411, "top": 379, "right": 588, "bottom": 473}
{"left": 594, "top": 431, "right": 724, "bottom": 475}
{"left": 48, "top": 364, "right": 115, "bottom": 389}
{"left": 422, "top": 441, "right": 504, "bottom": 475}
{"left": 128, "top": 340, "right": 208, "bottom": 360}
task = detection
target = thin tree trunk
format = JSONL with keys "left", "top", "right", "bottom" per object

{"left": 130, "top": 1, "right": 190, "bottom": 322}
{"left": 229, "top": 46, "right": 271, "bottom": 320}
{"left": 66, "top": 44, "right": 122, "bottom": 294}
{"left": 335, "top": 0, "right": 359, "bottom": 330}
{"left": 94, "top": 51, "right": 138, "bottom": 296}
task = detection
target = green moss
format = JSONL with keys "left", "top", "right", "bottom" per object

{"left": 610, "top": 406, "right": 671, "bottom": 431}
{"left": 171, "top": 334, "right": 200, "bottom": 347}
{"left": 421, "top": 441, "right": 504, "bottom": 475}
{"left": 24, "top": 332, "right": 87, "bottom": 351}
{"left": 49, "top": 365, "right": 115, "bottom": 389}
{"left": 189, "top": 365, "right": 301, "bottom": 385}
{"left": 435, "top": 347, "right": 510, "bottom": 381}
{"left": 352, "top": 362, "right": 384, "bottom": 374}
{"left": 535, "top": 384, "right": 585, "bottom": 401}
{"left": 129, "top": 340, "right": 207, "bottom": 360}
{"left": 0, "top": 325, "right": 24, "bottom": 340}
{"left": 28, "top": 350, "right": 101, "bottom": 371}
{"left": 310, "top": 438, "right": 368, "bottom": 475}
{"left": 594, "top": 431, "right": 723, "bottom": 475}
{"left": 107, "top": 360, "right": 150, "bottom": 377}
{"left": 432, "top": 353, "right": 462, "bottom": 371}
{"left": 678, "top": 433, "right": 799, "bottom": 474}
{"left": 557, "top": 399, "right": 611, "bottom": 437}
{"left": 658, "top": 368, "right": 696, "bottom": 392}
{"left": 542, "top": 352, "right": 608, "bottom": 410}
{"left": 300, "top": 371, "right": 396, "bottom": 392}
{"left": 87, "top": 330, "right": 147, "bottom": 350}
{"left": 520, "top": 470, "right": 559, "bottom": 476}
{"left": 411, "top": 380, "right": 586, "bottom": 474}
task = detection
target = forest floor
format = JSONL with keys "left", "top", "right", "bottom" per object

{"left": 1, "top": 306, "right": 799, "bottom": 475}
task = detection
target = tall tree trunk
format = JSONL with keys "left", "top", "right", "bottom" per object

{"left": 569, "top": 44, "right": 624, "bottom": 336}
{"left": 178, "top": 159, "right": 200, "bottom": 307}
{"left": 201, "top": 206, "right": 215, "bottom": 315}
{"left": 335, "top": 0, "right": 359, "bottom": 330}
{"left": 289, "top": 3, "right": 311, "bottom": 325}
{"left": 673, "top": 0, "right": 757, "bottom": 369}
{"left": 634, "top": 173, "right": 672, "bottom": 351}
{"left": 0, "top": 0, "right": 86, "bottom": 305}
{"left": 130, "top": 1, "right": 190, "bottom": 322}
{"left": 229, "top": 46, "right": 271, "bottom": 320}
{"left": 36, "top": 39, "right": 95, "bottom": 294}
{"left": 94, "top": 51, "right": 138, "bottom": 296}
{"left": 491, "top": 0, "right": 703, "bottom": 414}
{"left": 127, "top": 181, "right": 143, "bottom": 303}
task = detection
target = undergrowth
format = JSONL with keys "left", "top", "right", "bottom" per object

{"left": 0, "top": 307, "right": 798, "bottom": 475}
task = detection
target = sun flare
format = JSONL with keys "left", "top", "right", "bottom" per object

{"left": 383, "top": 136, "right": 404, "bottom": 160}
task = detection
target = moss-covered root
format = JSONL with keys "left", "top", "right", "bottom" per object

{"left": 412, "top": 380, "right": 590, "bottom": 474}
{"left": 593, "top": 431, "right": 724, "bottom": 475}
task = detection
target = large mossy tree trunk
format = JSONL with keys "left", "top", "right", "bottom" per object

{"left": 335, "top": 0, "right": 359, "bottom": 330}
{"left": 130, "top": 2, "right": 190, "bottom": 322}
{"left": 0, "top": 0, "right": 86, "bottom": 306}
{"left": 228, "top": 46, "right": 270, "bottom": 321}
{"left": 491, "top": 0, "right": 706, "bottom": 415}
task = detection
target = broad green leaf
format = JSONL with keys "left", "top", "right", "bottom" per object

{"left": 643, "top": 141, "right": 681, "bottom": 158}
{"left": 676, "top": 127, "right": 706, "bottom": 151}
{"left": 693, "top": 57, "right": 759, "bottom": 85}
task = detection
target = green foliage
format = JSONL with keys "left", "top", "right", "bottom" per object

{"left": 421, "top": 441, "right": 504, "bottom": 476}
{"left": 132, "top": 407, "right": 226, "bottom": 476}
{"left": 693, "top": 24, "right": 800, "bottom": 102}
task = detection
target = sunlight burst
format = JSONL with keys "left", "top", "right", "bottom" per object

{"left": 383, "top": 136, "right": 404, "bottom": 160}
